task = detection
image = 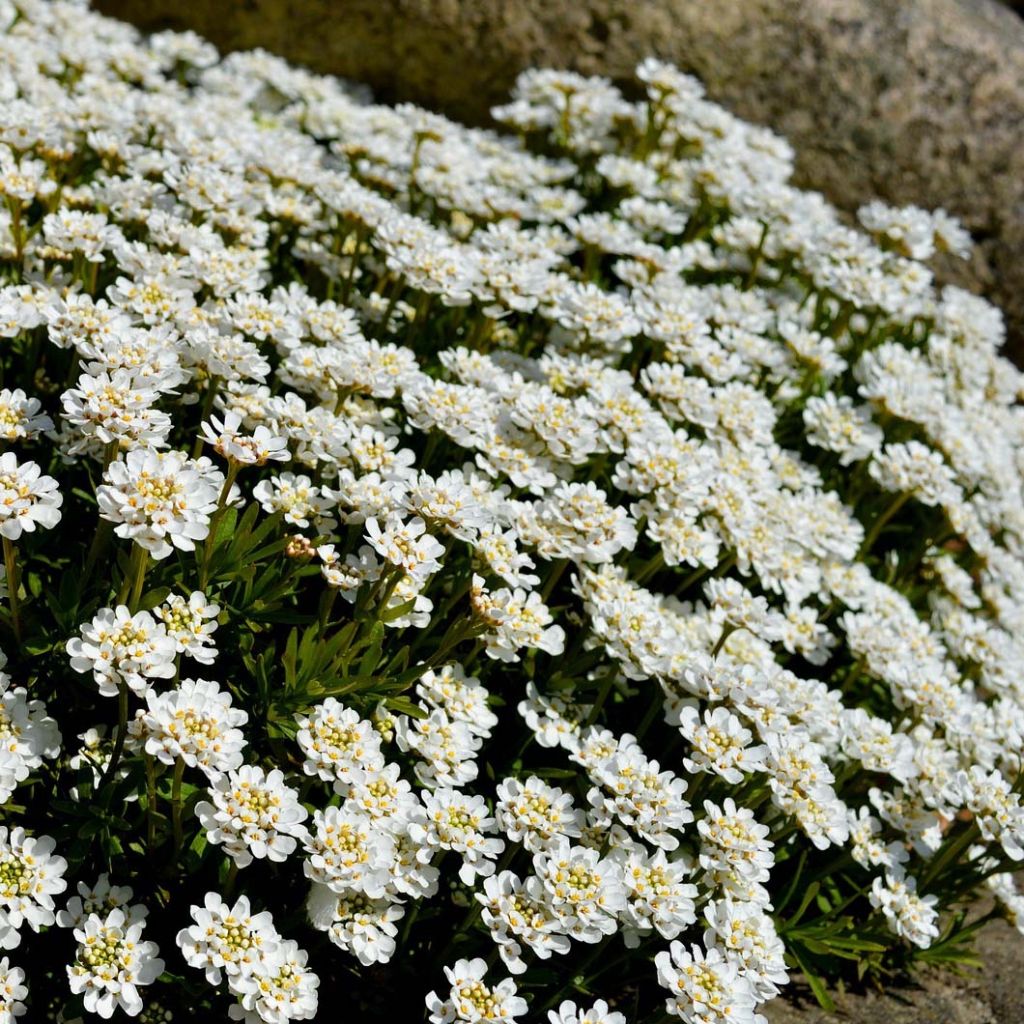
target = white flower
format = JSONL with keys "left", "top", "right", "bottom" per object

{"left": 56, "top": 874, "right": 143, "bottom": 931}
{"left": 869, "top": 870, "right": 940, "bottom": 949}
{"left": 548, "top": 1000, "right": 625, "bottom": 1024}
{"left": 295, "top": 698, "right": 384, "bottom": 787}
{"left": 67, "top": 907, "right": 164, "bottom": 1019}
{"left": 138, "top": 678, "right": 248, "bottom": 779}
{"left": 305, "top": 882, "right": 404, "bottom": 966}
{"left": 153, "top": 591, "right": 220, "bottom": 663}
{"left": 426, "top": 958, "right": 527, "bottom": 1024}
{"left": 0, "top": 675, "right": 61, "bottom": 804}
{"left": 517, "top": 683, "right": 591, "bottom": 750}
{"left": 678, "top": 705, "right": 767, "bottom": 784}
{"left": 196, "top": 766, "right": 308, "bottom": 869}
{"left": 0, "top": 454, "right": 61, "bottom": 540}
{"left": 533, "top": 838, "right": 626, "bottom": 944}
{"left": 472, "top": 576, "right": 565, "bottom": 663}
{"left": 410, "top": 788, "right": 505, "bottom": 886}
{"left": 394, "top": 708, "right": 481, "bottom": 789}
{"left": 802, "top": 393, "right": 883, "bottom": 465}
{"left": 697, "top": 799, "right": 774, "bottom": 887}
{"left": 703, "top": 898, "right": 789, "bottom": 1000}
{"left": 587, "top": 743, "right": 693, "bottom": 850}
{"left": 253, "top": 473, "right": 337, "bottom": 533}
{"left": 345, "top": 762, "right": 420, "bottom": 822}
{"left": 516, "top": 482, "right": 637, "bottom": 564}
{"left": 42, "top": 209, "right": 121, "bottom": 261}
{"left": 60, "top": 368, "right": 172, "bottom": 454}
{"left": 477, "top": 870, "right": 571, "bottom": 974}
{"left": 67, "top": 606, "right": 177, "bottom": 698}
{"left": 495, "top": 776, "right": 584, "bottom": 852}
{"left": 654, "top": 941, "right": 758, "bottom": 1024}
{"left": 956, "top": 766, "right": 1024, "bottom": 862}
{"left": 417, "top": 665, "right": 497, "bottom": 739}
{"left": 364, "top": 513, "right": 446, "bottom": 583}
{"left": 318, "top": 543, "right": 382, "bottom": 599}
{"left": 617, "top": 847, "right": 697, "bottom": 947}
{"left": 0, "top": 389, "right": 52, "bottom": 442}
{"left": 474, "top": 524, "right": 540, "bottom": 588}
{"left": 226, "top": 938, "right": 319, "bottom": 1023}
{"left": 97, "top": 447, "right": 224, "bottom": 559}
{"left": 869, "top": 441, "right": 960, "bottom": 508}
{"left": 302, "top": 805, "right": 395, "bottom": 898}
{"left": 0, "top": 957, "right": 26, "bottom": 1021}
{"left": 404, "top": 468, "right": 494, "bottom": 540}
{"left": 0, "top": 827, "right": 67, "bottom": 950}
{"left": 201, "top": 410, "right": 289, "bottom": 466}
{"left": 177, "top": 892, "right": 280, "bottom": 985}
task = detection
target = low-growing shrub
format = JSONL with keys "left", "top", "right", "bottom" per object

{"left": 0, "top": 1, "right": 1022, "bottom": 1021}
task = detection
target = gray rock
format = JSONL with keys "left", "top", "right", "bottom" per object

{"left": 93, "top": 0, "right": 1024, "bottom": 359}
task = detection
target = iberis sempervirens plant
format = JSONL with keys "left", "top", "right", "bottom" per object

{"left": 0, "top": 2, "right": 1020, "bottom": 1021}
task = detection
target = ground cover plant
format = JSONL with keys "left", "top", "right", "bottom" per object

{"left": 0, "top": 1, "right": 1023, "bottom": 1020}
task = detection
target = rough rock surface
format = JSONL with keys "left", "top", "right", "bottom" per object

{"left": 94, "top": 0, "right": 1024, "bottom": 360}
{"left": 764, "top": 914, "right": 1024, "bottom": 1024}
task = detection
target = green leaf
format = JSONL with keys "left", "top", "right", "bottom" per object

{"left": 380, "top": 598, "right": 416, "bottom": 623}
{"left": 139, "top": 586, "right": 170, "bottom": 611}
{"left": 776, "top": 848, "right": 808, "bottom": 912}
{"left": 213, "top": 505, "right": 238, "bottom": 548}
{"left": 788, "top": 943, "right": 836, "bottom": 1012}
{"left": 386, "top": 695, "right": 427, "bottom": 719}
{"left": 782, "top": 880, "right": 821, "bottom": 932}
{"left": 282, "top": 627, "right": 299, "bottom": 690}
{"left": 357, "top": 621, "right": 385, "bottom": 677}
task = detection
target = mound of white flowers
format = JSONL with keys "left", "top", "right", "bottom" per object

{"left": 0, "top": 1, "right": 1022, "bottom": 1021}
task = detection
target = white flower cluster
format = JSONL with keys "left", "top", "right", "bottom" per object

{"left": 0, "top": 1, "right": 1020, "bottom": 1021}
{"left": 178, "top": 893, "right": 318, "bottom": 1022}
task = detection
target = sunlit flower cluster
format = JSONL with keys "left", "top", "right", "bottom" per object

{"left": 0, "top": 2, "right": 1022, "bottom": 1021}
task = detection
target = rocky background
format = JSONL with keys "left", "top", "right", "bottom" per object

{"left": 95, "top": 0, "right": 1024, "bottom": 364}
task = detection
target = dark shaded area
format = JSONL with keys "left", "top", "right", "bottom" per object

{"left": 93, "top": 0, "right": 1024, "bottom": 364}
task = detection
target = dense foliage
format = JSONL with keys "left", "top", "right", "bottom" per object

{"left": 0, "top": 1, "right": 1022, "bottom": 1021}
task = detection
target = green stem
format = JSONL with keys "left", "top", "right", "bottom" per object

{"left": 585, "top": 672, "right": 616, "bottom": 727}
{"left": 376, "top": 278, "right": 402, "bottom": 337}
{"left": 199, "top": 461, "right": 240, "bottom": 589}
{"left": 540, "top": 558, "right": 569, "bottom": 603}
{"left": 859, "top": 491, "right": 910, "bottom": 556}
{"left": 426, "top": 618, "right": 482, "bottom": 668}
{"left": 399, "top": 901, "right": 422, "bottom": 949}
{"left": 97, "top": 682, "right": 129, "bottom": 790}
{"left": 319, "top": 587, "right": 338, "bottom": 629}
{"left": 145, "top": 754, "right": 158, "bottom": 852}
{"left": 920, "top": 821, "right": 980, "bottom": 893}
{"left": 83, "top": 443, "right": 122, "bottom": 587}
{"left": 127, "top": 543, "right": 148, "bottom": 612}
{"left": 635, "top": 683, "right": 665, "bottom": 739}
{"left": 433, "top": 845, "right": 515, "bottom": 964}
{"left": 224, "top": 860, "right": 239, "bottom": 899}
{"left": 633, "top": 550, "right": 663, "bottom": 585}
{"left": 191, "top": 378, "right": 220, "bottom": 458}
{"left": 171, "top": 758, "right": 186, "bottom": 856}
{"left": 539, "top": 934, "right": 615, "bottom": 1014}
{"left": 2, "top": 537, "right": 20, "bottom": 645}
{"left": 744, "top": 221, "right": 770, "bottom": 289}
{"left": 340, "top": 227, "right": 365, "bottom": 304}
{"left": 676, "top": 562, "right": 713, "bottom": 594}
{"left": 711, "top": 622, "right": 739, "bottom": 658}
